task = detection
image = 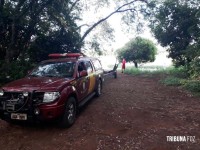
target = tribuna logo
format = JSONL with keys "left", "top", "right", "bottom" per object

{"left": 166, "top": 136, "right": 195, "bottom": 143}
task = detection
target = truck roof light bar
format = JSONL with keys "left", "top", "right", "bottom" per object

{"left": 48, "top": 53, "right": 82, "bottom": 59}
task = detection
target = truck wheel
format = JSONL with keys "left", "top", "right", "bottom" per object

{"left": 95, "top": 80, "right": 102, "bottom": 97}
{"left": 59, "top": 97, "right": 77, "bottom": 128}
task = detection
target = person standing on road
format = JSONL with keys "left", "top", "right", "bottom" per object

{"left": 122, "top": 58, "right": 126, "bottom": 73}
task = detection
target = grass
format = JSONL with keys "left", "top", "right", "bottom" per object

{"left": 124, "top": 66, "right": 183, "bottom": 77}
{"left": 161, "top": 77, "right": 184, "bottom": 86}
{"left": 124, "top": 68, "right": 151, "bottom": 76}
{"left": 124, "top": 66, "right": 200, "bottom": 96}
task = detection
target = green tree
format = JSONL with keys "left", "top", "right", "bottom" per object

{"left": 0, "top": 0, "right": 82, "bottom": 63}
{"left": 117, "top": 37, "right": 157, "bottom": 68}
{"left": 0, "top": 0, "right": 82, "bottom": 83}
{"left": 149, "top": 0, "right": 200, "bottom": 67}
{"left": 28, "top": 28, "right": 81, "bottom": 63}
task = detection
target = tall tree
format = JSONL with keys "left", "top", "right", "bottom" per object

{"left": 149, "top": 0, "right": 200, "bottom": 67}
{"left": 0, "top": 0, "right": 82, "bottom": 63}
{"left": 117, "top": 37, "right": 157, "bottom": 68}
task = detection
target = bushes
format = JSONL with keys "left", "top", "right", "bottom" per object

{"left": 161, "top": 77, "right": 183, "bottom": 86}
{"left": 161, "top": 68, "right": 200, "bottom": 95}
{"left": 166, "top": 67, "right": 189, "bottom": 79}
{"left": 189, "top": 57, "right": 200, "bottom": 78}
{"left": 0, "top": 61, "right": 36, "bottom": 86}
{"left": 184, "top": 81, "right": 200, "bottom": 93}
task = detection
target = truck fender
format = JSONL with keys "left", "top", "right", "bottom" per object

{"left": 59, "top": 86, "right": 78, "bottom": 105}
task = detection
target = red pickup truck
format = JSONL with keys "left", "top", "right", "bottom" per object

{"left": 0, "top": 53, "right": 104, "bottom": 128}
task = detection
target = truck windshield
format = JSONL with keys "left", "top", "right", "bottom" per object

{"left": 29, "top": 62, "right": 75, "bottom": 77}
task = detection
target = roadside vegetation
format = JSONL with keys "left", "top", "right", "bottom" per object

{"left": 124, "top": 66, "right": 200, "bottom": 96}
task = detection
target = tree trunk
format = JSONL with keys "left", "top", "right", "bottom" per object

{"left": 134, "top": 62, "right": 138, "bottom": 68}
{"left": 5, "top": 22, "right": 16, "bottom": 63}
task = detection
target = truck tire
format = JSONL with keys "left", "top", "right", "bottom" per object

{"left": 59, "top": 97, "right": 77, "bottom": 128}
{"left": 95, "top": 80, "right": 102, "bottom": 97}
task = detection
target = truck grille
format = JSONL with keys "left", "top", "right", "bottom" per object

{"left": 0, "top": 92, "right": 30, "bottom": 112}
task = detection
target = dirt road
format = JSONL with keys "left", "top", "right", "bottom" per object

{"left": 0, "top": 73, "right": 200, "bottom": 150}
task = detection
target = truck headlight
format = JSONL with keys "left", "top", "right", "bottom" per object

{"left": 43, "top": 92, "right": 60, "bottom": 103}
{"left": 0, "top": 90, "right": 4, "bottom": 96}
{"left": 23, "top": 92, "right": 29, "bottom": 97}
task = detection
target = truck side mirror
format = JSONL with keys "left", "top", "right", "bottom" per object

{"left": 80, "top": 70, "right": 88, "bottom": 77}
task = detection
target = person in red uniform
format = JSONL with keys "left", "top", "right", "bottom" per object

{"left": 122, "top": 58, "right": 126, "bottom": 73}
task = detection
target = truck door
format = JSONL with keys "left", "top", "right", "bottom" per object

{"left": 76, "top": 61, "right": 90, "bottom": 100}
{"left": 84, "top": 61, "right": 96, "bottom": 95}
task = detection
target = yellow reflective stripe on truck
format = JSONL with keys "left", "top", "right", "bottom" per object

{"left": 88, "top": 74, "right": 96, "bottom": 94}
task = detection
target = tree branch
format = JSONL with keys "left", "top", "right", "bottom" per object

{"left": 79, "top": 0, "right": 148, "bottom": 44}
{"left": 77, "top": 24, "right": 90, "bottom": 29}
{"left": 116, "top": 8, "right": 137, "bottom": 13}
{"left": 69, "top": 0, "right": 81, "bottom": 13}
